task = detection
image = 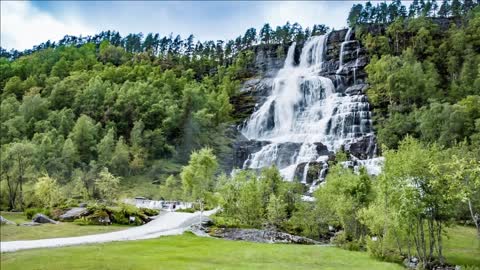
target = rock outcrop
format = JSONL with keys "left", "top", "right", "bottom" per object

{"left": 248, "top": 44, "right": 289, "bottom": 77}
{"left": 59, "top": 207, "right": 89, "bottom": 221}
{"left": 294, "top": 161, "right": 329, "bottom": 184}
{"left": 32, "top": 213, "right": 58, "bottom": 224}
{"left": 211, "top": 228, "right": 317, "bottom": 245}
{"left": 230, "top": 28, "right": 381, "bottom": 187}
{"left": 344, "top": 134, "right": 378, "bottom": 159}
{"left": 0, "top": 216, "right": 16, "bottom": 225}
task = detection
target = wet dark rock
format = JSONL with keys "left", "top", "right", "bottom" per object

{"left": 344, "top": 134, "right": 377, "bottom": 159}
{"left": 212, "top": 228, "right": 318, "bottom": 244}
{"left": 249, "top": 44, "right": 289, "bottom": 77}
{"left": 232, "top": 78, "right": 274, "bottom": 123}
{"left": 32, "top": 213, "right": 58, "bottom": 224}
{"left": 314, "top": 142, "right": 332, "bottom": 156}
{"left": 275, "top": 142, "right": 302, "bottom": 168}
{"left": 233, "top": 139, "right": 270, "bottom": 169}
{"left": 239, "top": 77, "right": 274, "bottom": 97}
{"left": 294, "top": 161, "right": 328, "bottom": 184}
{"left": 403, "top": 257, "right": 419, "bottom": 269}
{"left": 231, "top": 92, "right": 257, "bottom": 123}
{"left": 344, "top": 84, "right": 368, "bottom": 96}
{"left": 59, "top": 207, "right": 90, "bottom": 221}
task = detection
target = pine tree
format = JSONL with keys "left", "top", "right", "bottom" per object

{"left": 438, "top": 0, "right": 451, "bottom": 17}
{"left": 451, "top": 0, "right": 462, "bottom": 17}
{"left": 260, "top": 23, "right": 273, "bottom": 44}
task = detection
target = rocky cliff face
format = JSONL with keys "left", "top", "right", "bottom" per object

{"left": 229, "top": 29, "right": 379, "bottom": 187}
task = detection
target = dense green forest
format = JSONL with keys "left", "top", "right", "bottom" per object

{"left": 0, "top": 18, "right": 331, "bottom": 210}
{"left": 1, "top": 0, "right": 480, "bottom": 269}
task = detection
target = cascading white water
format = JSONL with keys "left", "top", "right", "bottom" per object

{"left": 337, "top": 28, "right": 358, "bottom": 75}
{"left": 241, "top": 32, "right": 374, "bottom": 181}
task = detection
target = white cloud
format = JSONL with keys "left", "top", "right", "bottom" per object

{"left": 261, "top": 1, "right": 351, "bottom": 30}
{"left": 0, "top": 1, "right": 94, "bottom": 50}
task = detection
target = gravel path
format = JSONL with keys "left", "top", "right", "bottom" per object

{"left": 0, "top": 209, "right": 216, "bottom": 253}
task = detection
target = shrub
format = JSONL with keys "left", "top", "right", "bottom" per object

{"left": 331, "top": 231, "right": 365, "bottom": 251}
{"left": 107, "top": 204, "right": 152, "bottom": 225}
{"left": 25, "top": 208, "right": 51, "bottom": 219}
{"left": 366, "top": 238, "right": 404, "bottom": 264}
{"left": 139, "top": 207, "right": 159, "bottom": 216}
{"left": 74, "top": 203, "right": 157, "bottom": 226}
{"left": 50, "top": 208, "right": 66, "bottom": 220}
{"left": 211, "top": 215, "right": 250, "bottom": 229}
{"left": 111, "top": 211, "right": 129, "bottom": 225}
{"left": 73, "top": 217, "right": 95, "bottom": 225}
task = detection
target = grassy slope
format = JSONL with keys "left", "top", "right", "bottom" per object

{"left": 0, "top": 233, "right": 404, "bottom": 270}
{"left": 443, "top": 226, "right": 480, "bottom": 266}
{"left": 118, "top": 159, "right": 183, "bottom": 200}
{"left": 0, "top": 212, "right": 130, "bottom": 241}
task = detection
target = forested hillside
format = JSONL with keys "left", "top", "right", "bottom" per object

{"left": 1, "top": 0, "right": 480, "bottom": 269}
{"left": 0, "top": 19, "right": 329, "bottom": 209}
{"left": 348, "top": 0, "right": 480, "bottom": 151}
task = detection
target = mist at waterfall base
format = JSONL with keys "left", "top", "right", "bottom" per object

{"left": 239, "top": 31, "right": 383, "bottom": 188}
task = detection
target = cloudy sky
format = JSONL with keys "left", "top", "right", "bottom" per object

{"left": 1, "top": 1, "right": 360, "bottom": 51}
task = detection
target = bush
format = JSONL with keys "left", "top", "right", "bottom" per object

{"left": 25, "top": 208, "right": 51, "bottom": 219}
{"left": 331, "top": 231, "right": 365, "bottom": 251}
{"left": 50, "top": 208, "right": 66, "bottom": 220}
{"left": 107, "top": 204, "right": 153, "bottom": 225}
{"left": 211, "top": 215, "right": 251, "bottom": 229}
{"left": 366, "top": 238, "right": 404, "bottom": 264}
{"left": 139, "top": 207, "right": 159, "bottom": 216}
{"left": 111, "top": 211, "right": 129, "bottom": 225}
{"left": 72, "top": 203, "right": 157, "bottom": 226}
{"left": 73, "top": 217, "right": 94, "bottom": 225}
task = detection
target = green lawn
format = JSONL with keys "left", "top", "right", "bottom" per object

{"left": 0, "top": 233, "right": 404, "bottom": 270}
{"left": 1, "top": 210, "right": 477, "bottom": 269}
{"left": 0, "top": 212, "right": 130, "bottom": 241}
{"left": 443, "top": 226, "right": 480, "bottom": 267}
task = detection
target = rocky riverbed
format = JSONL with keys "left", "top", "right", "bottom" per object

{"left": 210, "top": 227, "right": 319, "bottom": 245}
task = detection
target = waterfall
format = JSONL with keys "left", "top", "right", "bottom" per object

{"left": 240, "top": 32, "right": 375, "bottom": 182}
{"left": 337, "top": 28, "right": 357, "bottom": 75}
{"left": 345, "top": 28, "right": 353, "bottom": 41}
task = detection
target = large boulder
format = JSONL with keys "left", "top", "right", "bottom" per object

{"left": 32, "top": 213, "right": 58, "bottom": 224}
{"left": 59, "top": 207, "right": 89, "bottom": 221}
{"left": 0, "top": 215, "right": 16, "bottom": 225}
